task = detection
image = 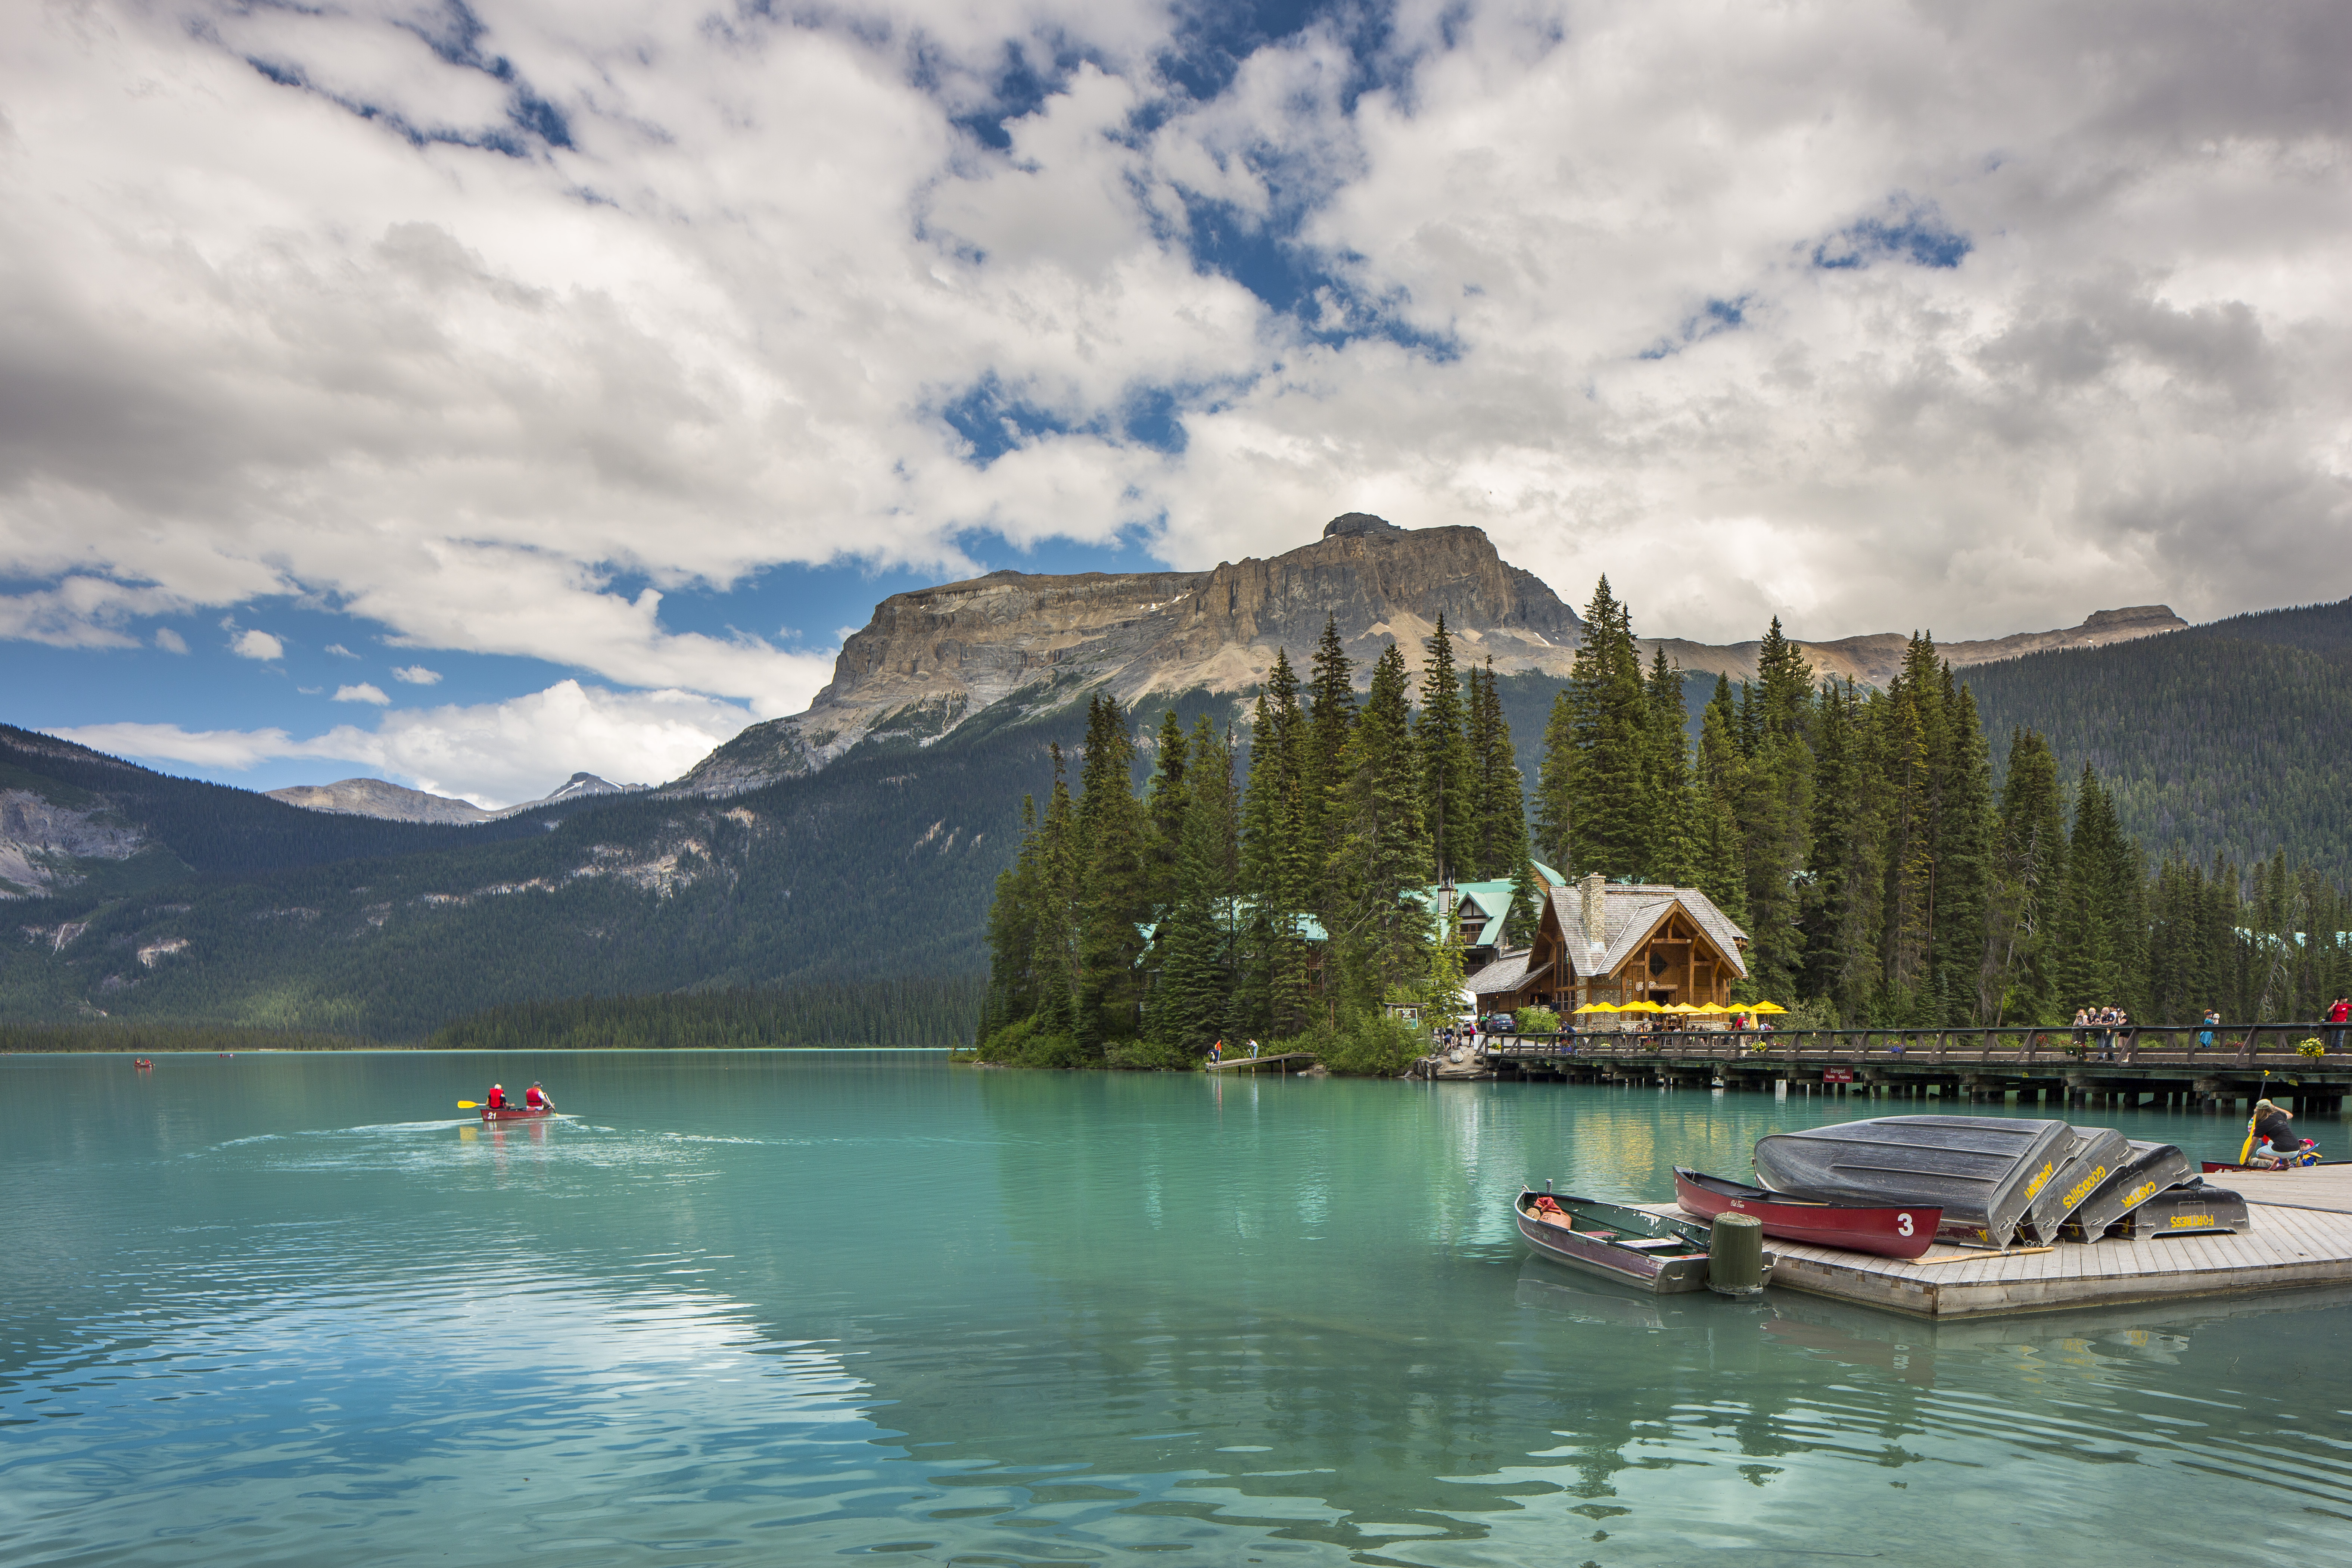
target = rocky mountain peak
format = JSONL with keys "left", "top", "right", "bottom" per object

{"left": 1323, "top": 512, "right": 1404, "bottom": 539}
{"left": 671, "top": 516, "right": 1585, "bottom": 795}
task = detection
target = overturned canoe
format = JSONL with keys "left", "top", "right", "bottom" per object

{"left": 2018, "top": 1125, "right": 2132, "bottom": 1244}
{"left": 2060, "top": 1141, "right": 2198, "bottom": 1241}
{"left": 2108, "top": 1182, "right": 2249, "bottom": 1239}
{"left": 1752, "top": 1116, "right": 2076, "bottom": 1249}
{"left": 1673, "top": 1167, "right": 1939, "bottom": 1259}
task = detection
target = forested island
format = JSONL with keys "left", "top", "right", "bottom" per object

{"left": 980, "top": 579, "right": 2352, "bottom": 1072}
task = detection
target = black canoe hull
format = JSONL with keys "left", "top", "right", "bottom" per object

{"left": 2060, "top": 1142, "right": 2198, "bottom": 1241}
{"left": 1753, "top": 1116, "right": 2076, "bottom": 1249}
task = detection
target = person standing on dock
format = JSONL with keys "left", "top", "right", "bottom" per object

{"left": 2329, "top": 997, "right": 2349, "bottom": 1053}
{"left": 2199, "top": 1009, "right": 2219, "bottom": 1049}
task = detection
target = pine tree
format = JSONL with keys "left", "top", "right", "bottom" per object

{"left": 1033, "top": 745, "right": 1083, "bottom": 1044}
{"left": 1151, "top": 718, "right": 1240, "bottom": 1052}
{"left": 1642, "top": 647, "right": 1696, "bottom": 884}
{"left": 1303, "top": 615, "right": 1359, "bottom": 932}
{"left": 1534, "top": 688, "right": 1577, "bottom": 875}
{"left": 1733, "top": 618, "right": 1817, "bottom": 1000}
{"left": 1990, "top": 727, "right": 2066, "bottom": 1023}
{"left": 1800, "top": 679, "right": 1880, "bottom": 1020}
{"left": 1144, "top": 707, "right": 1191, "bottom": 910}
{"left": 1415, "top": 615, "right": 1474, "bottom": 884}
{"left": 1934, "top": 675, "right": 1996, "bottom": 1024}
{"left": 1694, "top": 676, "right": 1750, "bottom": 924}
{"left": 1240, "top": 651, "right": 1314, "bottom": 1036}
{"left": 1564, "top": 576, "right": 1650, "bottom": 878}
{"left": 1076, "top": 696, "right": 1151, "bottom": 1049}
{"left": 1332, "top": 642, "right": 1431, "bottom": 1018}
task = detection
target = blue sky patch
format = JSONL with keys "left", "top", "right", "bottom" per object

{"left": 1814, "top": 199, "right": 1972, "bottom": 271}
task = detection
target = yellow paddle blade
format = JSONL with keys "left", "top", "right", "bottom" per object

{"left": 458, "top": 1101, "right": 479, "bottom": 1109}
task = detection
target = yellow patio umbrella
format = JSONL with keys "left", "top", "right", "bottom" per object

{"left": 1660, "top": 1002, "right": 1698, "bottom": 1013}
{"left": 1749, "top": 1001, "right": 1790, "bottom": 1015}
{"left": 1619, "top": 1000, "right": 1664, "bottom": 1013}
{"left": 1686, "top": 1003, "right": 1732, "bottom": 1014}
{"left": 1572, "top": 1002, "right": 1620, "bottom": 1014}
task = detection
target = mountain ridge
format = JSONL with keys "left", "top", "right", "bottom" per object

{"left": 669, "top": 514, "right": 2183, "bottom": 797}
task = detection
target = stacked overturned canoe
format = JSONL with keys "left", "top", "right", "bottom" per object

{"left": 1749, "top": 1115, "right": 2241, "bottom": 1251}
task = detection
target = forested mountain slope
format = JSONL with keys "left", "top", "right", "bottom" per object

{"left": 1, "top": 710, "right": 1080, "bottom": 1038}
{"left": 1964, "top": 599, "right": 2352, "bottom": 881}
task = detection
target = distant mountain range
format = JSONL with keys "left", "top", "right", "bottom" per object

{"left": 264, "top": 772, "right": 643, "bottom": 824}
{"left": 3, "top": 513, "right": 2342, "bottom": 1037}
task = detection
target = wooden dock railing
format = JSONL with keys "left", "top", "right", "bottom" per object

{"left": 1475, "top": 1020, "right": 2351, "bottom": 1071}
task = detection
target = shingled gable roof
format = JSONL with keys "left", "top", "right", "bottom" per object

{"left": 1465, "top": 948, "right": 1549, "bottom": 996}
{"left": 1549, "top": 883, "right": 1749, "bottom": 980}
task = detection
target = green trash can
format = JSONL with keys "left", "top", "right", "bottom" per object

{"left": 1707, "top": 1212, "right": 1767, "bottom": 1297}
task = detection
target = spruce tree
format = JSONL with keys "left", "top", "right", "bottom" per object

{"left": 1151, "top": 718, "right": 1240, "bottom": 1053}
{"left": 1564, "top": 576, "right": 1650, "bottom": 878}
{"left": 1332, "top": 642, "right": 1432, "bottom": 1018}
{"left": 1534, "top": 688, "right": 1577, "bottom": 875}
{"left": 1144, "top": 707, "right": 1191, "bottom": 910}
{"left": 1076, "top": 696, "right": 1151, "bottom": 1049}
{"left": 1416, "top": 615, "right": 1474, "bottom": 883}
{"left": 1240, "top": 651, "right": 1314, "bottom": 1036}
{"left": 1991, "top": 727, "right": 2066, "bottom": 1023}
{"left": 1800, "top": 679, "right": 1881, "bottom": 1020}
{"left": 1642, "top": 647, "right": 1696, "bottom": 884}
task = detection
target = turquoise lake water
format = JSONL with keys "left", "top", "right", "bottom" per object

{"left": 4, "top": 1051, "right": 2349, "bottom": 1567}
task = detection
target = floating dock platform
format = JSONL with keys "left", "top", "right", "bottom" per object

{"left": 1641, "top": 1167, "right": 2352, "bottom": 1319}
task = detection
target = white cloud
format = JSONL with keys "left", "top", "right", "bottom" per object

{"left": 391, "top": 665, "right": 441, "bottom": 685}
{"left": 47, "top": 680, "right": 758, "bottom": 807}
{"left": 230, "top": 629, "right": 285, "bottom": 661}
{"left": 1, "top": 0, "right": 2348, "bottom": 703}
{"left": 154, "top": 627, "right": 189, "bottom": 654}
{"left": 334, "top": 683, "right": 391, "bottom": 705}
{"left": 325, "top": 643, "right": 358, "bottom": 658}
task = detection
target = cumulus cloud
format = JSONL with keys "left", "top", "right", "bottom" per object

{"left": 1, "top": 0, "right": 2348, "bottom": 709}
{"left": 230, "top": 629, "right": 286, "bottom": 661}
{"left": 391, "top": 665, "right": 441, "bottom": 685}
{"left": 48, "top": 681, "right": 757, "bottom": 806}
{"left": 325, "top": 643, "right": 358, "bottom": 658}
{"left": 333, "top": 683, "right": 391, "bottom": 705}
{"left": 154, "top": 627, "right": 188, "bottom": 654}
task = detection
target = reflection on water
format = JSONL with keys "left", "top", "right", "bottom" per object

{"left": 3, "top": 1052, "right": 2349, "bottom": 1566}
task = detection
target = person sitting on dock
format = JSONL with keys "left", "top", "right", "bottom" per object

{"left": 2248, "top": 1099, "right": 2315, "bottom": 1167}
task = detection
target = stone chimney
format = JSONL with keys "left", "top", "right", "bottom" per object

{"left": 1580, "top": 872, "right": 1606, "bottom": 949}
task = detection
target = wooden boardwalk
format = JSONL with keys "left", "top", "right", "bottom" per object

{"left": 1206, "top": 1052, "right": 1317, "bottom": 1073}
{"left": 1635, "top": 1191, "right": 2352, "bottom": 1319}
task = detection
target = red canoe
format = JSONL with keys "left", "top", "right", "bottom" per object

{"left": 1673, "top": 1167, "right": 1940, "bottom": 1260}
{"left": 480, "top": 1104, "right": 557, "bottom": 1122}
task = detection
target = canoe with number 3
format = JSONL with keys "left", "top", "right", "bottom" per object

{"left": 1672, "top": 1167, "right": 1939, "bottom": 1260}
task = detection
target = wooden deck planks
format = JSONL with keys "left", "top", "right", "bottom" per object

{"left": 1630, "top": 1197, "right": 2352, "bottom": 1318}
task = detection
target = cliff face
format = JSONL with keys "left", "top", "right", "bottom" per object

{"left": 671, "top": 515, "right": 1586, "bottom": 795}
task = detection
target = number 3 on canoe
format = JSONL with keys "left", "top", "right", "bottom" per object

{"left": 1897, "top": 1213, "right": 1914, "bottom": 1236}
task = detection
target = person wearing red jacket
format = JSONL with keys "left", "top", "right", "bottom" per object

{"left": 523, "top": 1083, "right": 550, "bottom": 1110}
{"left": 486, "top": 1083, "right": 507, "bottom": 1111}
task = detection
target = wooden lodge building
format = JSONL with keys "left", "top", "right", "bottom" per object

{"left": 1464, "top": 872, "right": 1749, "bottom": 1022}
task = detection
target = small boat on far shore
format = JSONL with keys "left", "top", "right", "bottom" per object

{"left": 1672, "top": 1167, "right": 1939, "bottom": 1259}
{"left": 1516, "top": 1189, "right": 1760, "bottom": 1294}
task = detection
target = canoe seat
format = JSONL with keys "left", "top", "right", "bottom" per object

{"left": 1615, "top": 1238, "right": 1684, "bottom": 1250}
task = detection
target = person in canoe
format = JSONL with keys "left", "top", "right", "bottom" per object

{"left": 486, "top": 1083, "right": 508, "bottom": 1111}
{"left": 524, "top": 1082, "right": 553, "bottom": 1110}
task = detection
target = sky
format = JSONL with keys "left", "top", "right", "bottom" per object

{"left": 3, "top": 0, "right": 2348, "bottom": 806}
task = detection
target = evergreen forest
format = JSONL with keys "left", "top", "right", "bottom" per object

{"left": 980, "top": 583, "right": 2352, "bottom": 1072}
